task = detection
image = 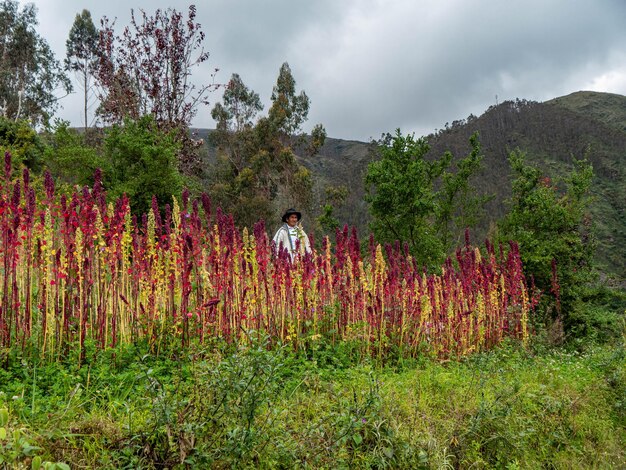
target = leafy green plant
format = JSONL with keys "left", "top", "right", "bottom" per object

{"left": 103, "top": 115, "right": 183, "bottom": 216}
{"left": 0, "top": 406, "right": 69, "bottom": 469}
{"left": 338, "top": 375, "right": 397, "bottom": 468}
{"left": 365, "top": 130, "right": 487, "bottom": 270}
{"left": 42, "top": 120, "right": 105, "bottom": 188}
{"left": 498, "top": 151, "right": 597, "bottom": 337}
{"left": 0, "top": 117, "right": 46, "bottom": 172}
{"left": 124, "top": 333, "right": 286, "bottom": 467}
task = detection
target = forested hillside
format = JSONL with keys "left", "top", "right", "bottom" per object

{"left": 276, "top": 91, "right": 626, "bottom": 281}
{"left": 426, "top": 92, "right": 626, "bottom": 280}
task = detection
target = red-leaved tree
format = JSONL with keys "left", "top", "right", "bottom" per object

{"left": 95, "top": 5, "right": 218, "bottom": 173}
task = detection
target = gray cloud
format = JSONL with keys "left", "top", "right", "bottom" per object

{"left": 20, "top": 0, "right": 626, "bottom": 141}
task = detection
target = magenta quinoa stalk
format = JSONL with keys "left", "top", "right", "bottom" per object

{"left": 0, "top": 167, "right": 535, "bottom": 362}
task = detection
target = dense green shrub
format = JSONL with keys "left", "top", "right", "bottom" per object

{"left": 43, "top": 120, "right": 106, "bottom": 188}
{"left": 0, "top": 117, "right": 46, "bottom": 172}
{"left": 103, "top": 116, "right": 183, "bottom": 216}
{"left": 498, "top": 151, "right": 599, "bottom": 337}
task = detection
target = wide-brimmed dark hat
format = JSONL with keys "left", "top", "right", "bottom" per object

{"left": 281, "top": 208, "right": 302, "bottom": 223}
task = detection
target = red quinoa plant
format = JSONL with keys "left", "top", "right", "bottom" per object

{"left": 0, "top": 152, "right": 534, "bottom": 363}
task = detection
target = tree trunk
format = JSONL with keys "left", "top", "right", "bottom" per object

{"left": 84, "top": 63, "right": 88, "bottom": 134}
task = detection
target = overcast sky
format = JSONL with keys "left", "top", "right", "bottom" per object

{"left": 18, "top": 0, "right": 626, "bottom": 141}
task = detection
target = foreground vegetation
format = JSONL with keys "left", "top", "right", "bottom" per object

{"left": 0, "top": 336, "right": 624, "bottom": 469}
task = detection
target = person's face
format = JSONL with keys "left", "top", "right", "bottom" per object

{"left": 287, "top": 214, "right": 299, "bottom": 227}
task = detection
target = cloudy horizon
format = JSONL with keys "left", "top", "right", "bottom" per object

{"left": 18, "top": 0, "right": 626, "bottom": 141}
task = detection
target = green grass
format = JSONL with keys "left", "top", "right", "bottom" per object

{"left": 1, "top": 336, "right": 624, "bottom": 469}
{"left": 548, "top": 91, "right": 626, "bottom": 133}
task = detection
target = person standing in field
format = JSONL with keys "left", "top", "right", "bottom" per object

{"left": 272, "top": 208, "right": 311, "bottom": 259}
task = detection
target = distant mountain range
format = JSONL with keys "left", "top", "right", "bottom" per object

{"left": 197, "top": 91, "right": 626, "bottom": 281}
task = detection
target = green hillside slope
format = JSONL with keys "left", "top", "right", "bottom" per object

{"left": 200, "top": 91, "right": 625, "bottom": 281}
{"left": 423, "top": 94, "right": 625, "bottom": 280}
{"left": 548, "top": 90, "right": 626, "bottom": 133}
